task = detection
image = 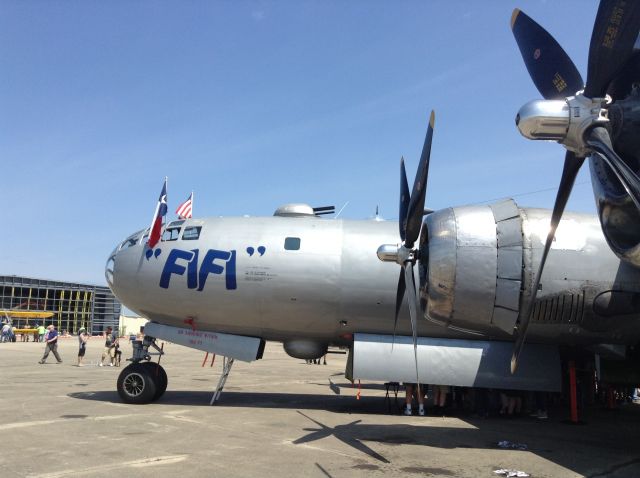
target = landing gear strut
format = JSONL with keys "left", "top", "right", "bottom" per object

{"left": 210, "top": 356, "right": 234, "bottom": 405}
{"left": 117, "top": 335, "right": 167, "bottom": 404}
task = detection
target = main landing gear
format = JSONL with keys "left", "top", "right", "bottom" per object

{"left": 117, "top": 335, "right": 167, "bottom": 404}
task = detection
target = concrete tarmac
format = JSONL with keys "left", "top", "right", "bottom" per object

{"left": 0, "top": 339, "right": 638, "bottom": 478}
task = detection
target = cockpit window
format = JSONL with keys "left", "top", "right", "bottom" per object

{"left": 119, "top": 231, "right": 143, "bottom": 250}
{"left": 161, "top": 220, "right": 185, "bottom": 242}
{"left": 162, "top": 227, "right": 181, "bottom": 242}
{"left": 284, "top": 237, "right": 301, "bottom": 250}
{"left": 122, "top": 238, "right": 137, "bottom": 249}
{"left": 182, "top": 226, "right": 201, "bottom": 240}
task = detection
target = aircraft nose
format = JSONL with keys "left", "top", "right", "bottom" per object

{"left": 106, "top": 229, "right": 147, "bottom": 291}
{"left": 105, "top": 249, "right": 116, "bottom": 289}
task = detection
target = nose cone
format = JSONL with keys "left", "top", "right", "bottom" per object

{"left": 105, "top": 252, "right": 116, "bottom": 290}
{"left": 106, "top": 229, "right": 147, "bottom": 292}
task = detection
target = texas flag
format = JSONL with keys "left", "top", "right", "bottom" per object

{"left": 147, "top": 178, "right": 168, "bottom": 248}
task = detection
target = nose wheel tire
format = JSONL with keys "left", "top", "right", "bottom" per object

{"left": 117, "top": 363, "right": 157, "bottom": 404}
{"left": 142, "top": 362, "right": 168, "bottom": 400}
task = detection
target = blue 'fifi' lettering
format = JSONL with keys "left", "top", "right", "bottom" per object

{"left": 186, "top": 249, "right": 199, "bottom": 289}
{"left": 159, "top": 249, "right": 195, "bottom": 289}
{"left": 159, "top": 248, "right": 236, "bottom": 291}
{"left": 198, "top": 249, "right": 237, "bottom": 291}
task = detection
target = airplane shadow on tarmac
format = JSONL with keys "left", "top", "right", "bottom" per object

{"left": 68, "top": 390, "right": 511, "bottom": 466}
{"left": 68, "top": 389, "right": 640, "bottom": 475}
{"left": 68, "top": 389, "right": 400, "bottom": 413}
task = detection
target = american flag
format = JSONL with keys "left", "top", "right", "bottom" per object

{"left": 176, "top": 192, "right": 193, "bottom": 219}
{"left": 147, "top": 178, "right": 168, "bottom": 248}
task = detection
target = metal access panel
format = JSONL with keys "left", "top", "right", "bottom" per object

{"left": 144, "top": 322, "right": 265, "bottom": 362}
{"left": 352, "top": 333, "right": 561, "bottom": 392}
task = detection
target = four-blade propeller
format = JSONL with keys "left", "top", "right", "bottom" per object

{"left": 380, "top": 111, "right": 435, "bottom": 386}
{"left": 510, "top": 1, "right": 640, "bottom": 373}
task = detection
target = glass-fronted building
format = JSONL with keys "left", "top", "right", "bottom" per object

{"left": 0, "top": 275, "right": 121, "bottom": 335}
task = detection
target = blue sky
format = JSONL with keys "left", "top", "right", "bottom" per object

{"left": 1, "top": 1, "right": 600, "bottom": 285}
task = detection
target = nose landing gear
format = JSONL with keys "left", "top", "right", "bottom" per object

{"left": 116, "top": 335, "right": 168, "bottom": 404}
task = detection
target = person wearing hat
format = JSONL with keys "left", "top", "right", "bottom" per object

{"left": 77, "top": 327, "right": 89, "bottom": 366}
{"left": 39, "top": 324, "right": 62, "bottom": 364}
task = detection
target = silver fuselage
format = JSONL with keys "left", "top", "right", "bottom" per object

{"left": 108, "top": 201, "right": 640, "bottom": 348}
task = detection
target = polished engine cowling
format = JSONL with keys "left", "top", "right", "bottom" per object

{"left": 419, "top": 199, "right": 525, "bottom": 336}
{"left": 419, "top": 198, "right": 640, "bottom": 341}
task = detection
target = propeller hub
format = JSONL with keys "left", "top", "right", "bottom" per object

{"left": 516, "top": 99, "right": 569, "bottom": 141}
{"left": 377, "top": 244, "right": 401, "bottom": 263}
{"left": 377, "top": 244, "right": 416, "bottom": 266}
{"left": 516, "top": 94, "right": 610, "bottom": 157}
{"left": 563, "top": 93, "right": 610, "bottom": 156}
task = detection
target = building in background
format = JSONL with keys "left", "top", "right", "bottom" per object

{"left": 119, "top": 314, "right": 147, "bottom": 338}
{"left": 0, "top": 275, "right": 121, "bottom": 335}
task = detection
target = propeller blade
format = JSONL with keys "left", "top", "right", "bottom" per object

{"left": 405, "top": 111, "right": 435, "bottom": 248}
{"left": 392, "top": 268, "right": 406, "bottom": 350}
{"left": 510, "top": 9, "right": 584, "bottom": 99}
{"left": 606, "top": 51, "right": 640, "bottom": 100}
{"left": 586, "top": 126, "right": 640, "bottom": 211}
{"left": 511, "top": 151, "right": 585, "bottom": 373}
{"left": 403, "top": 262, "right": 420, "bottom": 387}
{"left": 584, "top": 0, "right": 640, "bottom": 98}
{"left": 399, "top": 157, "right": 410, "bottom": 242}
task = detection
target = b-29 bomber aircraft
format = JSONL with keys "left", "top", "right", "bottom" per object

{"left": 106, "top": 1, "right": 640, "bottom": 404}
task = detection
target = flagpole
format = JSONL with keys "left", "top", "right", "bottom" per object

{"left": 148, "top": 201, "right": 160, "bottom": 237}
{"left": 147, "top": 177, "right": 167, "bottom": 244}
{"left": 191, "top": 190, "right": 194, "bottom": 218}
{"left": 164, "top": 176, "right": 168, "bottom": 226}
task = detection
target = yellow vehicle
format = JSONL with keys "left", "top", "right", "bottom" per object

{"left": 1, "top": 310, "right": 55, "bottom": 340}
{"left": 1, "top": 310, "right": 54, "bottom": 320}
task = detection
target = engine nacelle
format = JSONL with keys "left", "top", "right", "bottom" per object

{"left": 419, "top": 199, "right": 640, "bottom": 340}
{"left": 421, "top": 199, "right": 524, "bottom": 335}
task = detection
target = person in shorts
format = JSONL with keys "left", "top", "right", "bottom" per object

{"left": 433, "top": 385, "right": 450, "bottom": 415}
{"left": 77, "top": 327, "right": 89, "bottom": 366}
{"left": 404, "top": 383, "right": 426, "bottom": 416}
{"left": 99, "top": 327, "right": 119, "bottom": 366}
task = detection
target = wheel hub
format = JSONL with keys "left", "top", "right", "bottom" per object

{"left": 123, "top": 372, "right": 145, "bottom": 397}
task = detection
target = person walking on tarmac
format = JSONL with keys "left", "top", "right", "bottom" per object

{"left": 77, "top": 327, "right": 89, "bottom": 366}
{"left": 99, "top": 326, "right": 119, "bottom": 366}
{"left": 37, "top": 323, "right": 46, "bottom": 342}
{"left": 39, "top": 325, "right": 62, "bottom": 364}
